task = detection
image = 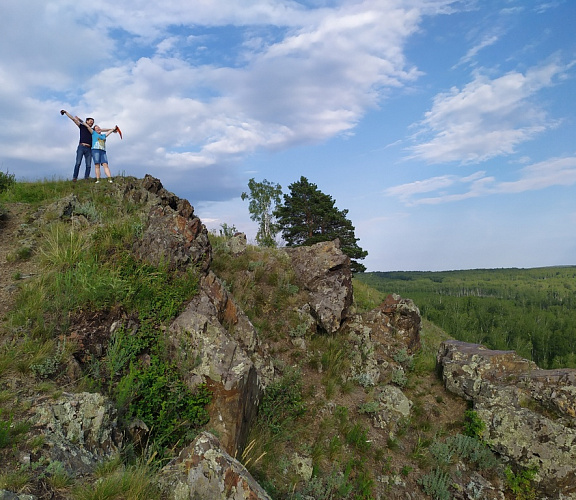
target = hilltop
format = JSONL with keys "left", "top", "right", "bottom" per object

{"left": 0, "top": 176, "right": 574, "bottom": 500}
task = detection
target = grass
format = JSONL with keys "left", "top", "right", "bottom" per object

{"left": 0, "top": 178, "right": 211, "bottom": 496}
{"left": 0, "top": 178, "right": 517, "bottom": 499}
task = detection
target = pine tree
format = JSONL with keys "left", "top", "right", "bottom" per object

{"left": 274, "top": 176, "right": 367, "bottom": 273}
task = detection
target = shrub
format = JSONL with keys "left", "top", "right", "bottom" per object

{"left": 0, "top": 170, "right": 15, "bottom": 194}
{"left": 463, "top": 409, "right": 485, "bottom": 439}
{"left": 127, "top": 356, "right": 211, "bottom": 452}
{"left": 419, "top": 467, "right": 451, "bottom": 500}
{"left": 258, "top": 369, "right": 306, "bottom": 435}
{"left": 505, "top": 466, "right": 537, "bottom": 500}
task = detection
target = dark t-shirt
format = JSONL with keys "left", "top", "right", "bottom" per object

{"left": 79, "top": 124, "right": 92, "bottom": 145}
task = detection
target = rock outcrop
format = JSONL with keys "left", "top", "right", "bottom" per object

{"left": 168, "top": 271, "right": 273, "bottom": 457}
{"left": 130, "top": 175, "right": 212, "bottom": 273}
{"left": 160, "top": 432, "right": 272, "bottom": 500}
{"left": 284, "top": 239, "right": 353, "bottom": 333}
{"left": 342, "top": 294, "right": 421, "bottom": 387}
{"left": 437, "top": 340, "right": 576, "bottom": 497}
{"left": 31, "top": 392, "right": 122, "bottom": 475}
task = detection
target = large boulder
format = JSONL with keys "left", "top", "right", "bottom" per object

{"left": 168, "top": 271, "right": 272, "bottom": 457}
{"left": 437, "top": 340, "right": 576, "bottom": 497}
{"left": 284, "top": 239, "right": 353, "bottom": 333}
{"left": 160, "top": 432, "right": 272, "bottom": 500}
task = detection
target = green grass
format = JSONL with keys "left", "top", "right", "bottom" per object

{"left": 0, "top": 178, "right": 212, "bottom": 495}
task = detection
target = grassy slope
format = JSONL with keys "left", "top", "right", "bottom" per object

{"left": 0, "top": 179, "right": 517, "bottom": 499}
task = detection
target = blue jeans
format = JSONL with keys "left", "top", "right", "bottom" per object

{"left": 73, "top": 144, "right": 92, "bottom": 179}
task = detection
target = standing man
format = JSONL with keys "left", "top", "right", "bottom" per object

{"left": 60, "top": 110, "right": 111, "bottom": 182}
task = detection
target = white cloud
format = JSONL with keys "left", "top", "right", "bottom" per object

{"left": 1, "top": 0, "right": 447, "bottom": 182}
{"left": 408, "top": 59, "right": 571, "bottom": 164}
{"left": 386, "top": 156, "right": 576, "bottom": 205}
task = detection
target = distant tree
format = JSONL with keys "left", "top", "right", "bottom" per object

{"left": 274, "top": 176, "right": 367, "bottom": 273}
{"left": 241, "top": 178, "right": 282, "bottom": 247}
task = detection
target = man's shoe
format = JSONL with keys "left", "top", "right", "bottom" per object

{"left": 109, "top": 179, "right": 113, "bottom": 183}
{"left": 95, "top": 180, "right": 100, "bottom": 184}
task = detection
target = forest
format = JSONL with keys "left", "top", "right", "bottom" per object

{"left": 356, "top": 266, "right": 576, "bottom": 369}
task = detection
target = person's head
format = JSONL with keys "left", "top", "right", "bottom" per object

{"left": 86, "top": 118, "right": 94, "bottom": 127}
{"left": 94, "top": 125, "right": 102, "bottom": 133}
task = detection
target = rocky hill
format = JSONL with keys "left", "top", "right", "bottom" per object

{"left": 0, "top": 175, "right": 575, "bottom": 500}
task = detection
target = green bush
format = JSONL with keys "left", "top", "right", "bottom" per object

{"left": 258, "top": 369, "right": 306, "bottom": 435}
{"left": 127, "top": 356, "right": 211, "bottom": 452}
{"left": 463, "top": 409, "right": 485, "bottom": 439}
{"left": 0, "top": 170, "right": 15, "bottom": 194}
{"left": 505, "top": 466, "right": 537, "bottom": 500}
{"left": 419, "top": 467, "right": 451, "bottom": 500}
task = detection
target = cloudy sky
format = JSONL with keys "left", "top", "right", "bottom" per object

{"left": 2, "top": 0, "right": 575, "bottom": 271}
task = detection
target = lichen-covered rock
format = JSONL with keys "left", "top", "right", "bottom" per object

{"left": 437, "top": 340, "right": 576, "bottom": 498}
{"left": 284, "top": 240, "right": 352, "bottom": 333}
{"left": 0, "top": 491, "right": 37, "bottom": 500}
{"left": 131, "top": 175, "right": 211, "bottom": 272}
{"left": 31, "top": 392, "right": 122, "bottom": 475}
{"left": 160, "top": 432, "right": 272, "bottom": 500}
{"left": 342, "top": 294, "right": 421, "bottom": 386}
{"left": 226, "top": 232, "right": 247, "bottom": 255}
{"left": 371, "top": 385, "right": 413, "bottom": 436}
{"left": 168, "top": 271, "right": 272, "bottom": 457}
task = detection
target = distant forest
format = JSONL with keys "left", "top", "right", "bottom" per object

{"left": 356, "top": 266, "right": 576, "bottom": 369}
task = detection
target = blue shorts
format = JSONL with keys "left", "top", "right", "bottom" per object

{"left": 92, "top": 149, "right": 108, "bottom": 165}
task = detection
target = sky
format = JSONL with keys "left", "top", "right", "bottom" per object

{"left": 1, "top": 0, "right": 575, "bottom": 272}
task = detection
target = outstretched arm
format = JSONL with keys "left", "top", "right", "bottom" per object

{"left": 60, "top": 110, "right": 81, "bottom": 126}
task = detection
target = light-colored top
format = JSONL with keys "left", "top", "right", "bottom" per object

{"left": 92, "top": 131, "right": 107, "bottom": 150}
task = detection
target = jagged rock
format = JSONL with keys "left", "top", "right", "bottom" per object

{"left": 131, "top": 175, "right": 211, "bottom": 272}
{"left": 31, "top": 392, "right": 122, "bottom": 475}
{"left": 437, "top": 340, "right": 576, "bottom": 498}
{"left": 168, "top": 271, "right": 272, "bottom": 457}
{"left": 160, "top": 431, "right": 272, "bottom": 500}
{"left": 284, "top": 239, "right": 353, "bottom": 333}
{"left": 343, "top": 294, "right": 421, "bottom": 386}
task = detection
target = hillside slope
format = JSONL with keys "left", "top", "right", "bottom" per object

{"left": 1, "top": 177, "right": 561, "bottom": 500}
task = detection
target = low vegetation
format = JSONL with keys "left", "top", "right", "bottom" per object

{"left": 0, "top": 178, "right": 544, "bottom": 499}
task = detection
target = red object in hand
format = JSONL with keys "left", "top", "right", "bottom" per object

{"left": 115, "top": 126, "right": 123, "bottom": 139}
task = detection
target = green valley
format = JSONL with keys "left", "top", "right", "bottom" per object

{"left": 356, "top": 267, "right": 576, "bottom": 369}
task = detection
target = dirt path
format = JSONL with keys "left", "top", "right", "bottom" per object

{"left": 0, "top": 203, "right": 40, "bottom": 323}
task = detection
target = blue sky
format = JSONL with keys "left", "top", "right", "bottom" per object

{"left": 1, "top": 0, "right": 575, "bottom": 271}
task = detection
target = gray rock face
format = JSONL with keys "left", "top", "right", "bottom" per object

{"left": 31, "top": 392, "right": 122, "bottom": 474}
{"left": 131, "top": 175, "right": 212, "bottom": 272}
{"left": 371, "top": 385, "right": 413, "bottom": 436}
{"left": 284, "top": 239, "right": 353, "bottom": 333}
{"left": 160, "top": 432, "right": 272, "bottom": 500}
{"left": 168, "top": 271, "right": 272, "bottom": 457}
{"left": 437, "top": 340, "right": 576, "bottom": 498}
{"left": 343, "top": 294, "right": 421, "bottom": 386}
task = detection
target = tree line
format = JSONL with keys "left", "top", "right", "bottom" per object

{"left": 242, "top": 176, "right": 367, "bottom": 273}
{"left": 356, "top": 267, "right": 576, "bottom": 369}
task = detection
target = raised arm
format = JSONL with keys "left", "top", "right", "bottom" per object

{"left": 60, "top": 110, "right": 81, "bottom": 126}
